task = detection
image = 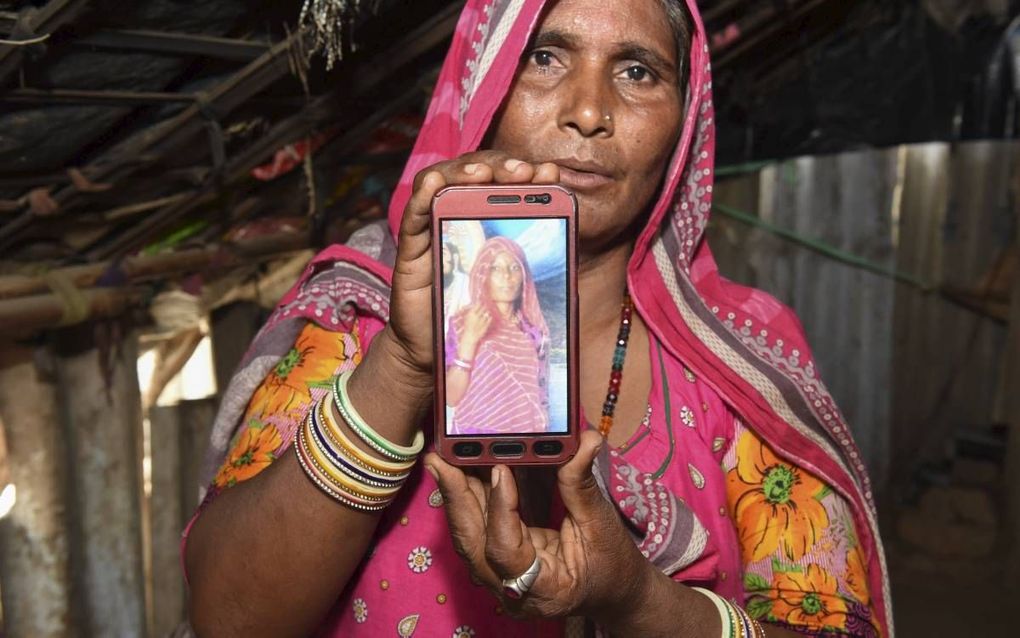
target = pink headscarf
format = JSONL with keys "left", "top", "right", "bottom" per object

{"left": 210, "top": 1, "right": 891, "bottom": 634}
{"left": 464, "top": 236, "right": 548, "bottom": 344}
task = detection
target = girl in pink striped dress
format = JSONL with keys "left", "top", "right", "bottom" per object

{"left": 445, "top": 237, "right": 550, "bottom": 435}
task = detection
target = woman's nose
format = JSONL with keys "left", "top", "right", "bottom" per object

{"left": 557, "top": 64, "right": 614, "bottom": 137}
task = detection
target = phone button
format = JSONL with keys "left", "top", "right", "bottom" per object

{"left": 452, "top": 442, "right": 483, "bottom": 458}
{"left": 490, "top": 442, "right": 525, "bottom": 458}
{"left": 533, "top": 441, "right": 563, "bottom": 457}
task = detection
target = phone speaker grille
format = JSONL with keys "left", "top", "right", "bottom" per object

{"left": 486, "top": 195, "right": 522, "bottom": 204}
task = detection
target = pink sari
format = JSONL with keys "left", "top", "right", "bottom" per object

{"left": 194, "top": 1, "right": 892, "bottom": 635}
{"left": 446, "top": 236, "right": 550, "bottom": 434}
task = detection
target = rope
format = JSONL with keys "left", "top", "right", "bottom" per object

{"left": 711, "top": 202, "right": 934, "bottom": 290}
{"left": 714, "top": 159, "right": 778, "bottom": 178}
{"left": 0, "top": 33, "right": 50, "bottom": 46}
{"left": 42, "top": 270, "right": 90, "bottom": 326}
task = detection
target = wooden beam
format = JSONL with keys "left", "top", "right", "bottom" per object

{"left": 146, "top": 406, "right": 184, "bottom": 635}
{"left": 0, "top": 286, "right": 146, "bottom": 335}
{"left": 0, "top": 87, "right": 195, "bottom": 106}
{"left": 142, "top": 327, "right": 204, "bottom": 412}
{"left": 75, "top": 29, "right": 272, "bottom": 62}
{"left": 54, "top": 329, "right": 146, "bottom": 637}
{"left": 0, "top": 343, "right": 74, "bottom": 637}
{"left": 0, "top": 0, "right": 91, "bottom": 85}
{"left": 0, "top": 230, "right": 307, "bottom": 301}
{"left": 1003, "top": 164, "right": 1020, "bottom": 585}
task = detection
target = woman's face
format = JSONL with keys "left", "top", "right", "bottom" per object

{"left": 486, "top": 251, "right": 524, "bottom": 303}
{"left": 488, "top": 0, "right": 685, "bottom": 252}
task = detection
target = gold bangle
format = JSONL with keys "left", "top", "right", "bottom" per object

{"left": 302, "top": 417, "right": 400, "bottom": 501}
{"left": 304, "top": 411, "right": 405, "bottom": 495}
{"left": 294, "top": 434, "right": 389, "bottom": 511}
{"left": 726, "top": 601, "right": 745, "bottom": 638}
{"left": 313, "top": 399, "right": 411, "bottom": 485}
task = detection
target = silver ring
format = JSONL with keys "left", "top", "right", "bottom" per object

{"left": 501, "top": 555, "right": 541, "bottom": 600}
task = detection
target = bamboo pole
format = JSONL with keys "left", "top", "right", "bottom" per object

{"left": 0, "top": 343, "right": 74, "bottom": 637}
{"left": 0, "top": 286, "right": 146, "bottom": 335}
{"left": 147, "top": 406, "right": 185, "bottom": 636}
{"left": 55, "top": 328, "right": 147, "bottom": 637}
{"left": 1003, "top": 171, "right": 1020, "bottom": 586}
{"left": 0, "top": 231, "right": 307, "bottom": 300}
{"left": 142, "top": 327, "right": 205, "bottom": 411}
{"left": 0, "top": 233, "right": 309, "bottom": 335}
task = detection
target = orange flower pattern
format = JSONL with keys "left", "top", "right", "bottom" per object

{"left": 845, "top": 546, "right": 870, "bottom": 605}
{"left": 727, "top": 428, "right": 829, "bottom": 562}
{"left": 248, "top": 323, "right": 358, "bottom": 419}
{"left": 727, "top": 422, "right": 881, "bottom": 636}
{"left": 770, "top": 564, "right": 848, "bottom": 629}
{"left": 211, "top": 321, "right": 361, "bottom": 490}
{"left": 214, "top": 421, "right": 282, "bottom": 488}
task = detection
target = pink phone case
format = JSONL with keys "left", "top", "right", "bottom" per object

{"left": 431, "top": 184, "right": 579, "bottom": 466}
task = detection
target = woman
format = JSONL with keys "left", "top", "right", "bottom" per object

{"left": 184, "top": 1, "right": 892, "bottom": 636}
{"left": 446, "top": 236, "right": 550, "bottom": 435}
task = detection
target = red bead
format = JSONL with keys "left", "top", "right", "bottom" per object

{"left": 600, "top": 292, "right": 634, "bottom": 437}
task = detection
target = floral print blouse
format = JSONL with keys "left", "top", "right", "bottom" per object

{"left": 195, "top": 320, "right": 880, "bottom": 637}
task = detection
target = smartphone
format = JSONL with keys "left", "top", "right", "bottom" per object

{"left": 431, "top": 184, "right": 579, "bottom": 466}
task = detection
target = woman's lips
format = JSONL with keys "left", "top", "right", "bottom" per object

{"left": 556, "top": 165, "right": 614, "bottom": 191}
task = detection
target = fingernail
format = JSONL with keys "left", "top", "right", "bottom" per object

{"left": 425, "top": 464, "right": 439, "bottom": 482}
{"left": 464, "top": 163, "right": 480, "bottom": 175}
{"left": 491, "top": 466, "right": 501, "bottom": 488}
{"left": 504, "top": 159, "right": 523, "bottom": 172}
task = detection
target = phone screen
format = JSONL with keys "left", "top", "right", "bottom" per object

{"left": 439, "top": 216, "right": 570, "bottom": 437}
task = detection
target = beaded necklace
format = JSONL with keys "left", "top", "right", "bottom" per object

{"left": 597, "top": 291, "right": 634, "bottom": 437}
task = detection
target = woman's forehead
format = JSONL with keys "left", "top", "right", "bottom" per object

{"left": 534, "top": 0, "right": 676, "bottom": 65}
{"left": 490, "top": 250, "right": 518, "bottom": 265}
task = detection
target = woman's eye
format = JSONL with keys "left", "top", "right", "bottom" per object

{"left": 532, "top": 50, "right": 554, "bottom": 66}
{"left": 625, "top": 65, "right": 651, "bottom": 82}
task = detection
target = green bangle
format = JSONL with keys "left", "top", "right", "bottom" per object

{"left": 333, "top": 370, "right": 425, "bottom": 462}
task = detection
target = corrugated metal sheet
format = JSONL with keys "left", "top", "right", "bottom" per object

{"left": 710, "top": 141, "right": 1012, "bottom": 490}
{"left": 892, "top": 143, "right": 1009, "bottom": 482}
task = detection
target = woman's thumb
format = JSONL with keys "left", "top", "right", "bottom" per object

{"left": 557, "top": 429, "right": 612, "bottom": 526}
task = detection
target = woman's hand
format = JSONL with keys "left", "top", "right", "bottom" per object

{"left": 423, "top": 431, "right": 653, "bottom": 623}
{"left": 380, "top": 152, "right": 560, "bottom": 380}
{"left": 458, "top": 304, "right": 493, "bottom": 356}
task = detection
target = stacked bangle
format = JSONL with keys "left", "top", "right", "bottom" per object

{"left": 693, "top": 587, "right": 766, "bottom": 638}
{"left": 294, "top": 422, "right": 390, "bottom": 512}
{"left": 333, "top": 370, "right": 425, "bottom": 462}
{"left": 694, "top": 587, "right": 735, "bottom": 638}
{"left": 294, "top": 369, "right": 424, "bottom": 512}
{"left": 317, "top": 397, "right": 412, "bottom": 480}
{"left": 305, "top": 410, "right": 400, "bottom": 499}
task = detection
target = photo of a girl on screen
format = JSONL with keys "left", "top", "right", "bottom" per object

{"left": 444, "top": 236, "right": 550, "bottom": 435}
